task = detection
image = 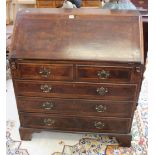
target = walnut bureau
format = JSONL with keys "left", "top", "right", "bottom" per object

{"left": 9, "top": 8, "right": 144, "bottom": 147}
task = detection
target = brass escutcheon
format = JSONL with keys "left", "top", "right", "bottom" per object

{"left": 97, "top": 70, "right": 110, "bottom": 79}
{"left": 42, "top": 101, "right": 54, "bottom": 110}
{"left": 96, "top": 87, "right": 108, "bottom": 96}
{"left": 96, "top": 105, "right": 107, "bottom": 112}
{"left": 44, "top": 118, "right": 55, "bottom": 126}
{"left": 40, "top": 84, "right": 52, "bottom": 93}
{"left": 94, "top": 121, "right": 105, "bottom": 129}
{"left": 39, "top": 67, "right": 51, "bottom": 78}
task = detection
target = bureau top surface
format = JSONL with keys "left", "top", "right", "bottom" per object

{"left": 10, "top": 8, "right": 144, "bottom": 63}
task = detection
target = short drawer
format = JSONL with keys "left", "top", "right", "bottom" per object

{"left": 20, "top": 113, "right": 131, "bottom": 134}
{"left": 76, "top": 65, "right": 134, "bottom": 83}
{"left": 14, "top": 63, "right": 73, "bottom": 81}
{"left": 17, "top": 97, "right": 133, "bottom": 117}
{"left": 15, "top": 81, "right": 137, "bottom": 101}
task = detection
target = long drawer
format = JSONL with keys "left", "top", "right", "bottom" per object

{"left": 20, "top": 113, "right": 131, "bottom": 134}
{"left": 12, "top": 63, "right": 74, "bottom": 81}
{"left": 17, "top": 97, "right": 133, "bottom": 117}
{"left": 14, "top": 80, "right": 137, "bottom": 101}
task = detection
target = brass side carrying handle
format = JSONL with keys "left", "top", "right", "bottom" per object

{"left": 94, "top": 121, "right": 105, "bottom": 129}
{"left": 40, "top": 84, "right": 52, "bottom": 93}
{"left": 42, "top": 101, "right": 54, "bottom": 110}
{"left": 96, "top": 105, "right": 107, "bottom": 112}
{"left": 96, "top": 87, "right": 108, "bottom": 96}
{"left": 97, "top": 70, "right": 110, "bottom": 79}
{"left": 39, "top": 67, "right": 51, "bottom": 78}
{"left": 44, "top": 118, "right": 55, "bottom": 126}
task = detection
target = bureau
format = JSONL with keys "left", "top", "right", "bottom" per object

{"left": 10, "top": 8, "right": 144, "bottom": 147}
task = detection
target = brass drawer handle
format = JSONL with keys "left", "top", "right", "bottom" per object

{"left": 42, "top": 102, "right": 54, "bottom": 110}
{"left": 94, "top": 121, "right": 105, "bottom": 129}
{"left": 97, "top": 70, "right": 110, "bottom": 79}
{"left": 44, "top": 118, "right": 55, "bottom": 126}
{"left": 96, "top": 105, "right": 107, "bottom": 112}
{"left": 39, "top": 67, "right": 51, "bottom": 78}
{"left": 96, "top": 87, "right": 108, "bottom": 96}
{"left": 40, "top": 84, "right": 52, "bottom": 93}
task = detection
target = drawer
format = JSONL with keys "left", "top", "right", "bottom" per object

{"left": 15, "top": 63, "right": 73, "bottom": 81}
{"left": 15, "top": 81, "right": 137, "bottom": 101}
{"left": 20, "top": 113, "right": 131, "bottom": 134}
{"left": 76, "top": 65, "right": 133, "bottom": 83}
{"left": 17, "top": 97, "right": 133, "bottom": 117}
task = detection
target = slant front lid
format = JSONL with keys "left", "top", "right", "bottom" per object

{"left": 10, "top": 8, "right": 144, "bottom": 63}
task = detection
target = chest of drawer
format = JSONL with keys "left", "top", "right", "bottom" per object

{"left": 76, "top": 65, "right": 134, "bottom": 83}
{"left": 20, "top": 113, "right": 131, "bottom": 134}
{"left": 13, "top": 63, "right": 73, "bottom": 81}
{"left": 17, "top": 97, "right": 133, "bottom": 117}
{"left": 15, "top": 81, "right": 137, "bottom": 101}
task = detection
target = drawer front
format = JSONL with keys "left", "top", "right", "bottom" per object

{"left": 15, "top": 81, "right": 137, "bottom": 101}
{"left": 76, "top": 65, "right": 133, "bottom": 83}
{"left": 20, "top": 113, "right": 131, "bottom": 134}
{"left": 17, "top": 97, "right": 133, "bottom": 117}
{"left": 16, "top": 63, "right": 73, "bottom": 81}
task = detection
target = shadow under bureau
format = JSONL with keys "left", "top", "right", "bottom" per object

{"left": 9, "top": 8, "right": 144, "bottom": 147}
